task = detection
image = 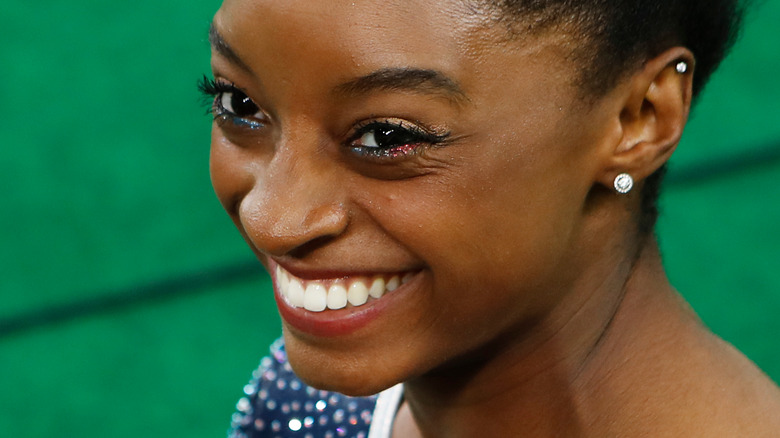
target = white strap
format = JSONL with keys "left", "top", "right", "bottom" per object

{"left": 367, "top": 384, "right": 404, "bottom": 438}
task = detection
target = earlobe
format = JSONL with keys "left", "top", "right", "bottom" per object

{"left": 599, "top": 47, "right": 694, "bottom": 192}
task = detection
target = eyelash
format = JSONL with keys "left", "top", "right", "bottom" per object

{"left": 197, "top": 75, "right": 265, "bottom": 130}
{"left": 198, "top": 75, "right": 451, "bottom": 159}
{"left": 346, "top": 119, "right": 450, "bottom": 159}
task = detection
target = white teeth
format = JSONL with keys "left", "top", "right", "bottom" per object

{"left": 275, "top": 265, "right": 285, "bottom": 290}
{"left": 275, "top": 264, "right": 415, "bottom": 312}
{"left": 287, "top": 278, "right": 305, "bottom": 308}
{"left": 303, "top": 284, "right": 328, "bottom": 312}
{"left": 386, "top": 276, "right": 400, "bottom": 292}
{"left": 368, "top": 278, "right": 385, "bottom": 299}
{"left": 348, "top": 281, "right": 369, "bottom": 306}
{"left": 326, "top": 284, "right": 347, "bottom": 310}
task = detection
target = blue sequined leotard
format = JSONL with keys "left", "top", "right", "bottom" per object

{"left": 228, "top": 338, "right": 403, "bottom": 438}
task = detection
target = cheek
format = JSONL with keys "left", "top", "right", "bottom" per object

{"left": 209, "top": 132, "right": 254, "bottom": 216}
{"left": 371, "top": 144, "right": 586, "bottom": 323}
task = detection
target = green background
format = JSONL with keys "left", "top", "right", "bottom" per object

{"left": 1, "top": 1, "right": 778, "bottom": 436}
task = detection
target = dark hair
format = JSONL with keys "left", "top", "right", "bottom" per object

{"left": 486, "top": 0, "right": 747, "bottom": 233}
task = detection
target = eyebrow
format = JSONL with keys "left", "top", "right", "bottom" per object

{"left": 209, "top": 22, "right": 251, "bottom": 72}
{"left": 209, "top": 22, "right": 468, "bottom": 105}
{"left": 335, "top": 68, "right": 469, "bottom": 104}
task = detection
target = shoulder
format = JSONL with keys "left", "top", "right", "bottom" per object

{"left": 229, "top": 338, "right": 379, "bottom": 438}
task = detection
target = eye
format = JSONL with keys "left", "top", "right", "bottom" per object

{"left": 198, "top": 76, "right": 266, "bottom": 130}
{"left": 219, "top": 88, "right": 261, "bottom": 119}
{"left": 357, "top": 124, "right": 423, "bottom": 149}
{"left": 348, "top": 120, "right": 449, "bottom": 159}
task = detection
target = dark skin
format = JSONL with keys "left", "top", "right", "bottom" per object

{"left": 208, "top": 0, "right": 780, "bottom": 435}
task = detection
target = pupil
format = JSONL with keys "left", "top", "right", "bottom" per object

{"left": 376, "top": 127, "right": 413, "bottom": 148}
{"left": 231, "top": 91, "right": 258, "bottom": 117}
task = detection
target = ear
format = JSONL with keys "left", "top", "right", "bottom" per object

{"left": 598, "top": 47, "right": 694, "bottom": 190}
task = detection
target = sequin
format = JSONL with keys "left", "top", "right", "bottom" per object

{"left": 237, "top": 397, "right": 251, "bottom": 414}
{"left": 227, "top": 338, "right": 381, "bottom": 438}
{"left": 288, "top": 418, "right": 302, "bottom": 432}
{"left": 243, "top": 384, "right": 257, "bottom": 396}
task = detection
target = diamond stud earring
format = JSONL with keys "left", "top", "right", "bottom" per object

{"left": 614, "top": 173, "right": 634, "bottom": 194}
{"left": 675, "top": 61, "right": 688, "bottom": 74}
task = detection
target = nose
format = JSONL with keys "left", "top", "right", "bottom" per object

{"left": 237, "top": 153, "right": 349, "bottom": 258}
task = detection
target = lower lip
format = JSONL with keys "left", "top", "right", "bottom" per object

{"left": 272, "top": 268, "right": 417, "bottom": 338}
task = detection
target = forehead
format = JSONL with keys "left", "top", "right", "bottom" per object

{"left": 215, "top": 0, "right": 494, "bottom": 70}
{"left": 213, "top": 0, "right": 582, "bottom": 113}
{"left": 218, "top": 0, "right": 486, "bottom": 35}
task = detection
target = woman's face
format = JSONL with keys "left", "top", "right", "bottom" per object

{"left": 209, "top": 0, "right": 618, "bottom": 394}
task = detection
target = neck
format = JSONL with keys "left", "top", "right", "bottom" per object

{"left": 400, "top": 238, "right": 697, "bottom": 437}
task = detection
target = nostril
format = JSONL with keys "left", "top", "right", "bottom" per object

{"left": 286, "top": 234, "right": 340, "bottom": 259}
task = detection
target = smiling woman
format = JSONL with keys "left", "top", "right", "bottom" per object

{"left": 199, "top": 0, "right": 780, "bottom": 437}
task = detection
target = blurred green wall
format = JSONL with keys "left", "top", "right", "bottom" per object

{"left": 1, "top": 1, "right": 778, "bottom": 436}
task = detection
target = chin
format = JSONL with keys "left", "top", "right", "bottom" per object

{"left": 282, "top": 332, "right": 404, "bottom": 397}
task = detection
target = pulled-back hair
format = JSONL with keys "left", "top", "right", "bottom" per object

{"left": 486, "top": 0, "right": 747, "bottom": 233}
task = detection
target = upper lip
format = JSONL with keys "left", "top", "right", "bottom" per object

{"left": 270, "top": 258, "right": 418, "bottom": 280}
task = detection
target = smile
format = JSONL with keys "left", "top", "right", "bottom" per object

{"left": 275, "top": 264, "right": 414, "bottom": 313}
